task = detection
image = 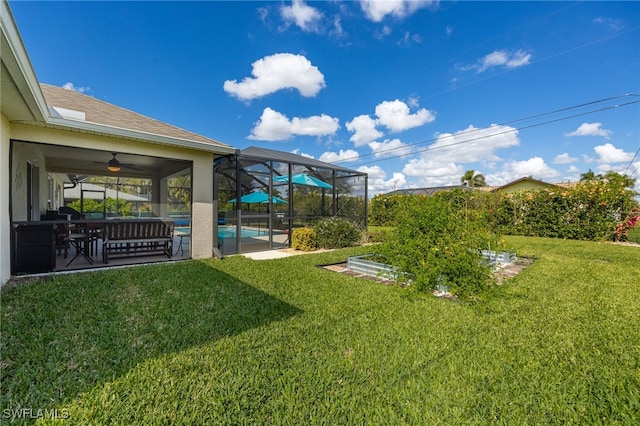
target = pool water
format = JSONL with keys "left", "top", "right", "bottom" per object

{"left": 175, "top": 226, "right": 269, "bottom": 239}
{"left": 218, "top": 226, "right": 268, "bottom": 239}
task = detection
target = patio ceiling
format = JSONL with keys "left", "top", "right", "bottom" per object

{"left": 24, "top": 142, "right": 191, "bottom": 180}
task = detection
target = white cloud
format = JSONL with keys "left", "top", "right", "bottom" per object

{"left": 594, "top": 143, "right": 633, "bottom": 164}
{"left": 567, "top": 165, "right": 580, "bottom": 173}
{"left": 223, "top": 53, "right": 326, "bottom": 101}
{"left": 593, "top": 17, "right": 625, "bottom": 32}
{"left": 428, "top": 124, "right": 520, "bottom": 163}
{"left": 369, "top": 138, "right": 412, "bottom": 158}
{"left": 280, "top": 0, "right": 323, "bottom": 33}
{"left": 346, "top": 99, "right": 434, "bottom": 147}
{"left": 330, "top": 14, "right": 346, "bottom": 38}
{"left": 554, "top": 153, "right": 578, "bottom": 164}
{"left": 403, "top": 158, "right": 464, "bottom": 183}
{"left": 374, "top": 25, "right": 392, "bottom": 40}
{"left": 499, "top": 157, "right": 560, "bottom": 181}
{"left": 565, "top": 122, "right": 612, "bottom": 139}
{"left": 319, "top": 149, "right": 360, "bottom": 163}
{"left": 375, "top": 99, "right": 435, "bottom": 132}
{"left": 346, "top": 114, "right": 383, "bottom": 147}
{"left": 398, "top": 31, "right": 423, "bottom": 47}
{"left": 357, "top": 165, "right": 407, "bottom": 194}
{"left": 291, "top": 148, "right": 314, "bottom": 159}
{"left": 391, "top": 123, "right": 521, "bottom": 188}
{"left": 62, "top": 82, "right": 90, "bottom": 93}
{"left": 359, "top": 0, "right": 435, "bottom": 22}
{"left": 248, "top": 107, "right": 339, "bottom": 141}
{"left": 466, "top": 49, "right": 531, "bottom": 73}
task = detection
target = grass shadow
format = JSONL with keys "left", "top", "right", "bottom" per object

{"left": 0, "top": 260, "right": 301, "bottom": 415}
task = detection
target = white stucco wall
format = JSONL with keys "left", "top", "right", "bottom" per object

{"left": 11, "top": 141, "right": 48, "bottom": 221}
{"left": 191, "top": 153, "right": 215, "bottom": 259}
{"left": 1, "top": 114, "right": 11, "bottom": 286}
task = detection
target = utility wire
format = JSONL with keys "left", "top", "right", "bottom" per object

{"left": 622, "top": 144, "right": 640, "bottom": 175}
{"left": 338, "top": 97, "right": 640, "bottom": 168}
{"left": 334, "top": 94, "right": 639, "bottom": 165}
{"left": 342, "top": 93, "right": 639, "bottom": 163}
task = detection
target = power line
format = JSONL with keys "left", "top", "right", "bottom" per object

{"left": 622, "top": 144, "right": 640, "bottom": 175}
{"left": 334, "top": 94, "right": 640, "bottom": 167}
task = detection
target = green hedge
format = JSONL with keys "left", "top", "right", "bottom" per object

{"left": 369, "top": 177, "right": 638, "bottom": 242}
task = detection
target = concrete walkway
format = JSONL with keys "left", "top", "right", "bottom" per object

{"left": 241, "top": 247, "right": 334, "bottom": 260}
{"left": 242, "top": 250, "right": 294, "bottom": 260}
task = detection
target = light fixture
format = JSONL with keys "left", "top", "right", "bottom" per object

{"left": 107, "top": 152, "right": 121, "bottom": 172}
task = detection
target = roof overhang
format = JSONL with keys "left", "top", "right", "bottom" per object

{"left": 41, "top": 116, "right": 237, "bottom": 154}
{"left": 1, "top": 0, "right": 49, "bottom": 122}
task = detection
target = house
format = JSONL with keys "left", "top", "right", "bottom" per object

{"left": 1, "top": 1, "right": 368, "bottom": 284}
{"left": 1, "top": 1, "right": 235, "bottom": 284}
{"left": 490, "top": 176, "right": 563, "bottom": 194}
{"left": 386, "top": 177, "right": 577, "bottom": 198}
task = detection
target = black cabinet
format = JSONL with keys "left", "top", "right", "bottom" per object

{"left": 12, "top": 224, "right": 56, "bottom": 274}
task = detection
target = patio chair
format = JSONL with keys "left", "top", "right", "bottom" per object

{"left": 53, "top": 222, "right": 69, "bottom": 258}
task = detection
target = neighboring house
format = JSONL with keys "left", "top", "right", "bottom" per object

{"left": 1, "top": 2, "right": 235, "bottom": 285}
{"left": 387, "top": 177, "right": 576, "bottom": 197}
{"left": 490, "top": 176, "right": 564, "bottom": 194}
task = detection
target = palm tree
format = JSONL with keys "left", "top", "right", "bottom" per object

{"left": 579, "top": 169, "right": 598, "bottom": 182}
{"left": 460, "top": 170, "right": 487, "bottom": 187}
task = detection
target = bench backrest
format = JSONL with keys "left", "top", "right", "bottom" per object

{"left": 103, "top": 220, "right": 174, "bottom": 240}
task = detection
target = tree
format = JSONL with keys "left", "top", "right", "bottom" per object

{"left": 579, "top": 169, "right": 597, "bottom": 182}
{"left": 580, "top": 169, "right": 636, "bottom": 189}
{"left": 602, "top": 171, "right": 635, "bottom": 189}
{"left": 460, "top": 170, "right": 487, "bottom": 187}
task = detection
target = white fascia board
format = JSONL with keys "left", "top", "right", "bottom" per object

{"left": 46, "top": 116, "right": 237, "bottom": 155}
{"left": 1, "top": 1, "right": 49, "bottom": 122}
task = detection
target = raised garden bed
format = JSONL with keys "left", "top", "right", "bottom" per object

{"left": 321, "top": 250, "right": 533, "bottom": 290}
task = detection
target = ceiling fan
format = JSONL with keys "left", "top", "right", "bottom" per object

{"left": 104, "top": 152, "right": 141, "bottom": 172}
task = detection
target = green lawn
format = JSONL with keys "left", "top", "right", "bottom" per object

{"left": 1, "top": 237, "right": 639, "bottom": 424}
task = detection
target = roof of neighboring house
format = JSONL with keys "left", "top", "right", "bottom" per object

{"left": 386, "top": 185, "right": 472, "bottom": 196}
{"left": 387, "top": 178, "right": 579, "bottom": 196}
{"left": 40, "top": 84, "right": 232, "bottom": 151}
{"left": 492, "top": 176, "right": 559, "bottom": 192}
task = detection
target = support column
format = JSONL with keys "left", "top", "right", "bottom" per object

{"left": 191, "top": 153, "right": 214, "bottom": 259}
{"left": 151, "top": 176, "right": 161, "bottom": 217}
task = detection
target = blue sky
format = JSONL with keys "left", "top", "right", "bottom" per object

{"left": 10, "top": 1, "right": 640, "bottom": 194}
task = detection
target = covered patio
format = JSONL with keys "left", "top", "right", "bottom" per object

{"left": 5, "top": 79, "right": 234, "bottom": 276}
{"left": 214, "top": 146, "right": 368, "bottom": 256}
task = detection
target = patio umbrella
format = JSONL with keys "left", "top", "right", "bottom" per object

{"left": 273, "top": 173, "right": 332, "bottom": 189}
{"left": 229, "top": 191, "right": 288, "bottom": 204}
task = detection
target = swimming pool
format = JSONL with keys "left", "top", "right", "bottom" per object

{"left": 175, "top": 226, "right": 269, "bottom": 239}
{"left": 218, "top": 226, "right": 269, "bottom": 239}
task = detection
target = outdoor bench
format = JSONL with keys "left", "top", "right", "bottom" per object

{"left": 102, "top": 219, "right": 174, "bottom": 263}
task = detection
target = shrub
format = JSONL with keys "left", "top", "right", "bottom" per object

{"left": 291, "top": 228, "right": 317, "bottom": 251}
{"left": 314, "top": 217, "right": 361, "bottom": 249}
{"left": 362, "top": 229, "right": 388, "bottom": 244}
{"left": 369, "top": 194, "right": 410, "bottom": 226}
{"left": 613, "top": 207, "right": 640, "bottom": 242}
{"left": 379, "top": 194, "right": 497, "bottom": 300}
